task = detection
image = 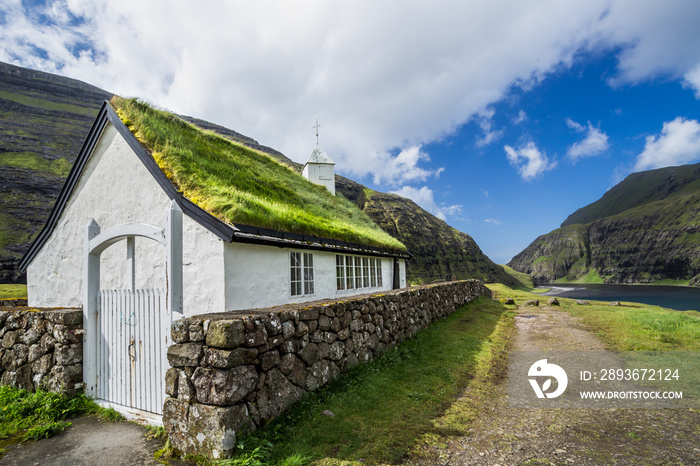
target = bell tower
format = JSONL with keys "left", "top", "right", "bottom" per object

{"left": 302, "top": 119, "right": 335, "bottom": 195}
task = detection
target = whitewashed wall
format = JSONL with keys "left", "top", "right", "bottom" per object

{"left": 27, "top": 123, "right": 226, "bottom": 317}
{"left": 223, "top": 242, "right": 404, "bottom": 310}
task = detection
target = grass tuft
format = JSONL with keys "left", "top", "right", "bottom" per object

{"left": 0, "top": 386, "right": 103, "bottom": 447}
{"left": 0, "top": 385, "right": 129, "bottom": 457}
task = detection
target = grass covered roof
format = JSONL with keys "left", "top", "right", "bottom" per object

{"left": 111, "top": 97, "right": 406, "bottom": 252}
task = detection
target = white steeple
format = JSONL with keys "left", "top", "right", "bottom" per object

{"left": 302, "top": 119, "right": 335, "bottom": 195}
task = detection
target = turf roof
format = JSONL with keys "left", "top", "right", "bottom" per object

{"left": 111, "top": 97, "right": 406, "bottom": 252}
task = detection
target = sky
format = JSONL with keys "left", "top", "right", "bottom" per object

{"left": 2, "top": 0, "right": 700, "bottom": 264}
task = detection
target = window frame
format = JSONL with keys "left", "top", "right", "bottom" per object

{"left": 290, "top": 251, "right": 315, "bottom": 297}
{"left": 336, "top": 255, "right": 382, "bottom": 293}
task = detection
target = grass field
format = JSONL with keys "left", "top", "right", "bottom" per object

{"left": 0, "top": 90, "right": 96, "bottom": 116}
{"left": 0, "top": 284, "right": 27, "bottom": 300}
{"left": 0, "top": 152, "right": 71, "bottom": 176}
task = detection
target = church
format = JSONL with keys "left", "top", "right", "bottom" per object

{"left": 20, "top": 98, "right": 409, "bottom": 317}
{"left": 16, "top": 97, "right": 409, "bottom": 421}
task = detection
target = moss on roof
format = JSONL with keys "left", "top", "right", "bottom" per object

{"left": 111, "top": 97, "right": 406, "bottom": 252}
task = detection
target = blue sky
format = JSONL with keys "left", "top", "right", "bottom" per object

{"left": 2, "top": 1, "right": 700, "bottom": 263}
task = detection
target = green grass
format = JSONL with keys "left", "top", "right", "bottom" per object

{"left": 488, "top": 283, "right": 700, "bottom": 351}
{"left": 651, "top": 278, "right": 692, "bottom": 286}
{"left": 224, "top": 296, "right": 514, "bottom": 465}
{"left": 112, "top": 97, "right": 406, "bottom": 252}
{"left": 0, "top": 210, "right": 33, "bottom": 253}
{"left": 575, "top": 268, "right": 605, "bottom": 284}
{"left": 0, "top": 285, "right": 27, "bottom": 300}
{"left": 0, "top": 152, "right": 71, "bottom": 176}
{"left": 0, "top": 386, "right": 123, "bottom": 453}
{"left": 0, "top": 90, "right": 97, "bottom": 116}
{"left": 499, "top": 264, "right": 534, "bottom": 289}
{"left": 562, "top": 163, "right": 700, "bottom": 227}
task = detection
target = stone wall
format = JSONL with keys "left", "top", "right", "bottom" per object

{"left": 0, "top": 307, "right": 83, "bottom": 394}
{"left": 163, "top": 280, "right": 488, "bottom": 459}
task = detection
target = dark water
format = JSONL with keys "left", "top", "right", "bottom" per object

{"left": 541, "top": 283, "right": 700, "bottom": 312}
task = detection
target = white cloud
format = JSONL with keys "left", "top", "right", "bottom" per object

{"left": 484, "top": 218, "right": 502, "bottom": 225}
{"left": 513, "top": 110, "right": 527, "bottom": 124}
{"left": 504, "top": 142, "right": 557, "bottom": 181}
{"left": 474, "top": 108, "right": 503, "bottom": 148}
{"left": 1, "top": 0, "right": 700, "bottom": 188}
{"left": 390, "top": 185, "right": 462, "bottom": 221}
{"left": 634, "top": 117, "right": 700, "bottom": 171}
{"left": 371, "top": 145, "right": 443, "bottom": 186}
{"left": 597, "top": 0, "right": 700, "bottom": 93}
{"left": 566, "top": 119, "right": 609, "bottom": 160}
{"left": 566, "top": 118, "right": 585, "bottom": 132}
{"left": 683, "top": 64, "right": 700, "bottom": 98}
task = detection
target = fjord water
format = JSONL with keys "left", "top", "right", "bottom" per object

{"left": 542, "top": 284, "right": 700, "bottom": 312}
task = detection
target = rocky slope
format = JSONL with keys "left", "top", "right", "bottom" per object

{"left": 0, "top": 62, "right": 112, "bottom": 282}
{"left": 0, "top": 61, "right": 516, "bottom": 287}
{"left": 509, "top": 163, "right": 700, "bottom": 286}
{"left": 335, "top": 177, "right": 517, "bottom": 285}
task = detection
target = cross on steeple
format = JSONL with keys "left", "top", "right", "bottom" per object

{"left": 313, "top": 119, "right": 321, "bottom": 145}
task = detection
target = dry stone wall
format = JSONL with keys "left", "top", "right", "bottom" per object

{"left": 163, "top": 280, "right": 488, "bottom": 459}
{"left": 0, "top": 307, "right": 83, "bottom": 394}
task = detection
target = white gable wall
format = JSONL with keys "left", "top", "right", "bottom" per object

{"left": 27, "top": 122, "right": 226, "bottom": 316}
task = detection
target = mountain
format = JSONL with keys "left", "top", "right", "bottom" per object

{"left": 334, "top": 177, "right": 515, "bottom": 285}
{"left": 0, "top": 62, "right": 112, "bottom": 282}
{"left": 508, "top": 163, "right": 700, "bottom": 286}
{"left": 0, "top": 61, "right": 517, "bottom": 287}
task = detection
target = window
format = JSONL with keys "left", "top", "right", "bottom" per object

{"left": 303, "top": 253, "right": 314, "bottom": 295}
{"left": 362, "top": 257, "right": 370, "bottom": 288}
{"left": 336, "top": 255, "right": 345, "bottom": 291}
{"left": 291, "top": 252, "right": 314, "bottom": 296}
{"left": 345, "top": 255, "right": 354, "bottom": 290}
{"left": 336, "top": 255, "right": 382, "bottom": 292}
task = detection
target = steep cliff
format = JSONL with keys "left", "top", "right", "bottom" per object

{"left": 0, "top": 62, "right": 112, "bottom": 282}
{"left": 0, "top": 61, "right": 516, "bottom": 287}
{"left": 509, "top": 163, "right": 700, "bottom": 286}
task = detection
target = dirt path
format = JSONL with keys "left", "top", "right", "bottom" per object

{"left": 425, "top": 304, "right": 700, "bottom": 465}
{"left": 0, "top": 416, "right": 192, "bottom": 466}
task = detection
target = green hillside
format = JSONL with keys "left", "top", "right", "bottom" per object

{"left": 562, "top": 164, "right": 700, "bottom": 226}
{"left": 0, "top": 62, "right": 112, "bottom": 283}
{"left": 509, "top": 163, "right": 700, "bottom": 286}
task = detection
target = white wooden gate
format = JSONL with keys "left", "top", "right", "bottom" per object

{"left": 83, "top": 201, "right": 183, "bottom": 421}
{"left": 97, "top": 289, "right": 167, "bottom": 414}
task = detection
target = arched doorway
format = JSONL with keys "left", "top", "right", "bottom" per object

{"left": 83, "top": 201, "right": 182, "bottom": 420}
